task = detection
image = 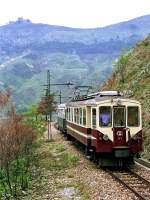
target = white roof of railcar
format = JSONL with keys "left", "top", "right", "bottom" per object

{"left": 66, "top": 91, "right": 141, "bottom": 107}
{"left": 57, "top": 103, "right": 66, "bottom": 109}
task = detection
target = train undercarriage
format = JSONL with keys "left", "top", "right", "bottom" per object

{"left": 65, "top": 133, "right": 135, "bottom": 168}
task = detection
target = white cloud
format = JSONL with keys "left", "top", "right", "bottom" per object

{"left": 0, "top": 0, "right": 149, "bottom": 28}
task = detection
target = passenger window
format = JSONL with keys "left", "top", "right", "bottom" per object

{"left": 77, "top": 108, "right": 79, "bottom": 124}
{"left": 114, "top": 107, "right": 125, "bottom": 127}
{"left": 92, "top": 108, "right": 96, "bottom": 128}
{"left": 68, "top": 108, "right": 70, "bottom": 121}
{"left": 79, "top": 108, "right": 82, "bottom": 125}
{"left": 66, "top": 108, "right": 68, "bottom": 120}
{"left": 72, "top": 108, "right": 74, "bottom": 122}
{"left": 69, "top": 108, "right": 71, "bottom": 121}
{"left": 74, "top": 108, "right": 77, "bottom": 123}
{"left": 128, "top": 106, "right": 139, "bottom": 126}
{"left": 83, "top": 108, "right": 86, "bottom": 126}
{"left": 99, "top": 106, "right": 111, "bottom": 127}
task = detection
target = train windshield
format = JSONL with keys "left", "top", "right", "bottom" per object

{"left": 127, "top": 106, "right": 139, "bottom": 126}
{"left": 99, "top": 106, "right": 112, "bottom": 127}
{"left": 113, "top": 107, "right": 126, "bottom": 127}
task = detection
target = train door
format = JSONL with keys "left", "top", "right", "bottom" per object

{"left": 92, "top": 108, "right": 97, "bottom": 129}
{"left": 113, "top": 106, "right": 127, "bottom": 147}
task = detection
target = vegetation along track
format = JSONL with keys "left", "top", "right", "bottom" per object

{"left": 106, "top": 168, "right": 150, "bottom": 200}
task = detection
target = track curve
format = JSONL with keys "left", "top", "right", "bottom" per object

{"left": 135, "top": 158, "right": 150, "bottom": 169}
{"left": 106, "top": 168, "right": 150, "bottom": 200}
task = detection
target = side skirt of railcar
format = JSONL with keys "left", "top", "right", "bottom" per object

{"left": 65, "top": 122, "right": 135, "bottom": 168}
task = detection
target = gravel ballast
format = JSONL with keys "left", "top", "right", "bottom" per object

{"left": 23, "top": 124, "right": 149, "bottom": 200}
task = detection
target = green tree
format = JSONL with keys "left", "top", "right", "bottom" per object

{"left": 25, "top": 104, "right": 39, "bottom": 120}
{"left": 24, "top": 104, "right": 46, "bottom": 136}
{"left": 115, "top": 54, "right": 130, "bottom": 83}
{"left": 38, "top": 93, "right": 57, "bottom": 140}
{"left": 38, "top": 93, "right": 56, "bottom": 119}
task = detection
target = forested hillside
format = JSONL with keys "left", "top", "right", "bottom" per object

{"left": 102, "top": 35, "right": 150, "bottom": 160}
{"left": 0, "top": 15, "right": 150, "bottom": 110}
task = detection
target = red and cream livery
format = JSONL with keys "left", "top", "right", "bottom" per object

{"left": 64, "top": 91, "right": 143, "bottom": 167}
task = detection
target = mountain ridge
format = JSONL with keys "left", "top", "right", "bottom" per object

{"left": 2, "top": 14, "right": 150, "bottom": 30}
{"left": 0, "top": 15, "right": 150, "bottom": 110}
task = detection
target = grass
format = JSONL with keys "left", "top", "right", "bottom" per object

{"left": 47, "top": 151, "right": 80, "bottom": 171}
{"left": 38, "top": 140, "right": 80, "bottom": 171}
{"left": 56, "top": 144, "right": 66, "bottom": 152}
{"left": 62, "top": 153, "right": 80, "bottom": 166}
{"left": 20, "top": 130, "right": 92, "bottom": 200}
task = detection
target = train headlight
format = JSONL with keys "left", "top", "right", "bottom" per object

{"left": 116, "top": 131, "right": 123, "bottom": 137}
{"left": 103, "top": 134, "right": 109, "bottom": 141}
{"left": 116, "top": 98, "right": 121, "bottom": 105}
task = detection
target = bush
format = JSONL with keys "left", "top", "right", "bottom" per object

{"left": 0, "top": 91, "right": 37, "bottom": 199}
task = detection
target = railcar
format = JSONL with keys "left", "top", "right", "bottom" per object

{"left": 57, "top": 103, "right": 67, "bottom": 133}
{"left": 58, "top": 91, "right": 143, "bottom": 167}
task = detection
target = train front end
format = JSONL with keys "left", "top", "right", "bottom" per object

{"left": 91, "top": 94, "right": 143, "bottom": 167}
{"left": 111, "top": 99, "right": 142, "bottom": 161}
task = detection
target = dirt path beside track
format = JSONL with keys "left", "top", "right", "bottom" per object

{"left": 23, "top": 123, "right": 138, "bottom": 200}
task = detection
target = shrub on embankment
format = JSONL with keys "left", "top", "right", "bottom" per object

{"left": 0, "top": 91, "right": 44, "bottom": 199}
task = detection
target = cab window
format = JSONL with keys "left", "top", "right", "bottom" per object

{"left": 127, "top": 106, "right": 139, "bottom": 126}
{"left": 99, "top": 106, "right": 112, "bottom": 127}
{"left": 113, "top": 107, "right": 125, "bottom": 127}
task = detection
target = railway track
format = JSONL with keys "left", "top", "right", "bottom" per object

{"left": 135, "top": 158, "right": 150, "bottom": 169}
{"left": 106, "top": 168, "right": 150, "bottom": 200}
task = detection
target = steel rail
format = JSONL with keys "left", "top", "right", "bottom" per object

{"left": 127, "top": 167, "right": 150, "bottom": 185}
{"left": 106, "top": 169, "right": 150, "bottom": 200}
{"left": 135, "top": 158, "right": 150, "bottom": 169}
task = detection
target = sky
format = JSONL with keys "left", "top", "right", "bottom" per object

{"left": 0, "top": 0, "right": 150, "bottom": 28}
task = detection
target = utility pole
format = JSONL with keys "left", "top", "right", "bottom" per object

{"left": 43, "top": 70, "right": 74, "bottom": 140}
{"left": 54, "top": 90, "right": 72, "bottom": 104}
{"left": 46, "top": 70, "right": 52, "bottom": 141}
{"left": 47, "top": 69, "right": 50, "bottom": 94}
{"left": 59, "top": 91, "right": 62, "bottom": 104}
